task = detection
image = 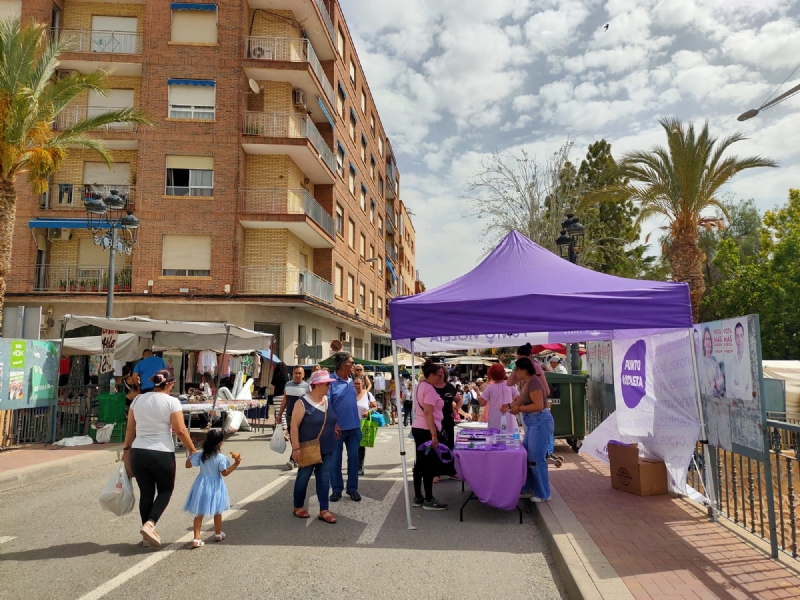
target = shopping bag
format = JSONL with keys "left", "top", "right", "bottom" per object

{"left": 95, "top": 423, "right": 115, "bottom": 443}
{"left": 99, "top": 463, "right": 135, "bottom": 516}
{"left": 270, "top": 424, "right": 287, "bottom": 454}
{"left": 360, "top": 414, "right": 378, "bottom": 448}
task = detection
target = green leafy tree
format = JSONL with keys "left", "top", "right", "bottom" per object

{"left": 584, "top": 117, "right": 777, "bottom": 320}
{"left": 0, "top": 18, "right": 150, "bottom": 329}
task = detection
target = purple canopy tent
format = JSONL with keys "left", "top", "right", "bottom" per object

{"left": 387, "top": 231, "right": 697, "bottom": 529}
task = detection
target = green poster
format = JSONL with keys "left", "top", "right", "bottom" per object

{"left": 10, "top": 340, "right": 25, "bottom": 368}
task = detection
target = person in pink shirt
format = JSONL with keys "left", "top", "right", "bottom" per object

{"left": 479, "top": 363, "right": 519, "bottom": 431}
{"left": 411, "top": 359, "right": 448, "bottom": 511}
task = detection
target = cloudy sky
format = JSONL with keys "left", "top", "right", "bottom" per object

{"left": 340, "top": 0, "right": 800, "bottom": 289}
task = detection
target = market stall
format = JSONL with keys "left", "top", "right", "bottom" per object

{"left": 387, "top": 231, "right": 696, "bottom": 529}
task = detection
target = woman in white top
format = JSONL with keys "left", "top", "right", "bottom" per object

{"left": 354, "top": 376, "right": 377, "bottom": 476}
{"left": 123, "top": 370, "right": 196, "bottom": 548}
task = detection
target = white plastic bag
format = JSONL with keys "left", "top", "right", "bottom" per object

{"left": 95, "top": 423, "right": 115, "bottom": 443}
{"left": 270, "top": 424, "right": 287, "bottom": 454}
{"left": 223, "top": 410, "right": 245, "bottom": 434}
{"left": 99, "top": 463, "right": 135, "bottom": 516}
{"left": 54, "top": 435, "right": 94, "bottom": 447}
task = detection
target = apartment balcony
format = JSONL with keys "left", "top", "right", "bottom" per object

{"left": 42, "top": 183, "right": 135, "bottom": 212}
{"left": 247, "top": 0, "right": 335, "bottom": 60}
{"left": 238, "top": 266, "right": 334, "bottom": 304}
{"left": 385, "top": 240, "right": 398, "bottom": 264}
{"left": 54, "top": 29, "right": 143, "bottom": 76}
{"left": 32, "top": 264, "right": 132, "bottom": 293}
{"left": 386, "top": 172, "right": 397, "bottom": 200}
{"left": 242, "top": 111, "right": 336, "bottom": 184}
{"left": 238, "top": 188, "right": 334, "bottom": 248}
{"left": 54, "top": 105, "right": 139, "bottom": 149}
{"left": 243, "top": 37, "right": 335, "bottom": 120}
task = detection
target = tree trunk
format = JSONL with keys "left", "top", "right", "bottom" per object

{"left": 0, "top": 179, "right": 18, "bottom": 333}
{"left": 669, "top": 230, "right": 705, "bottom": 322}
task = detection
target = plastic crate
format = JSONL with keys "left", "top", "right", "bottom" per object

{"left": 98, "top": 392, "right": 127, "bottom": 423}
{"left": 110, "top": 421, "right": 127, "bottom": 443}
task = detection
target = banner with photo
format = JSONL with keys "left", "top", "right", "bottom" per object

{"left": 0, "top": 339, "right": 61, "bottom": 410}
{"left": 693, "top": 315, "right": 765, "bottom": 459}
{"left": 586, "top": 341, "right": 613, "bottom": 384}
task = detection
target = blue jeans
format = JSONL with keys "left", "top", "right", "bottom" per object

{"left": 548, "top": 431, "right": 555, "bottom": 455}
{"left": 294, "top": 452, "right": 335, "bottom": 512}
{"left": 331, "top": 427, "right": 362, "bottom": 494}
{"left": 523, "top": 410, "right": 554, "bottom": 500}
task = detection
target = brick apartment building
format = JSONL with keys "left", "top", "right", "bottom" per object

{"left": 2, "top": 0, "right": 417, "bottom": 363}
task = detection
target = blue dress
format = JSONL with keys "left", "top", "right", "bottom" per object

{"left": 184, "top": 452, "right": 231, "bottom": 516}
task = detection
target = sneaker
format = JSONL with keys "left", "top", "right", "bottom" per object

{"left": 348, "top": 491, "right": 362, "bottom": 502}
{"left": 285, "top": 461, "right": 295, "bottom": 471}
{"left": 519, "top": 490, "right": 534, "bottom": 499}
{"left": 423, "top": 497, "right": 448, "bottom": 511}
{"left": 530, "top": 496, "right": 551, "bottom": 503}
{"left": 330, "top": 492, "right": 342, "bottom": 502}
{"left": 140, "top": 522, "right": 161, "bottom": 547}
{"left": 358, "top": 467, "right": 365, "bottom": 476}
{"left": 412, "top": 496, "right": 424, "bottom": 507}
{"left": 290, "top": 459, "right": 298, "bottom": 468}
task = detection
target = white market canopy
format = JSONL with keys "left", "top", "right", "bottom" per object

{"left": 62, "top": 333, "right": 150, "bottom": 362}
{"left": 63, "top": 315, "right": 273, "bottom": 352}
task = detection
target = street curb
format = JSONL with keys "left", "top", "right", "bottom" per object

{"left": 0, "top": 448, "right": 122, "bottom": 492}
{"left": 533, "top": 486, "right": 634, "bottom": 600}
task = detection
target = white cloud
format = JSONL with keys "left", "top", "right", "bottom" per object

{"left": 722, "top": 18, "right": 800, "bottom": 70}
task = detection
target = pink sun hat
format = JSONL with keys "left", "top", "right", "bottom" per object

{"left": 309, "top": 369, "right": 336, "bottom": 385}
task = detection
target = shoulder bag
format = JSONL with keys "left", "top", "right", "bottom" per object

{"left": 297, "top": 400, "right": 328, "bottom": 467}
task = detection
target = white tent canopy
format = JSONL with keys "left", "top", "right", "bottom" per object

{"left": 63, "top": 315, "right": 273, "bottom": 352}
{"left": 62, "top": 333, "right": 149, "bottom": 362}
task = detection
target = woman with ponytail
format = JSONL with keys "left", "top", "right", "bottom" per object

{"left": 123, "top": 369, "right": 197, "bottom": 548}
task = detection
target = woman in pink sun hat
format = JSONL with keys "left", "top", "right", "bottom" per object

{"left": 289, "top": 369, "right": 341, "bottom": 524}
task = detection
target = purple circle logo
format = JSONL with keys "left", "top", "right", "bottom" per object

{"left": 621, "top": 339, "right": 646, "bottom": 409}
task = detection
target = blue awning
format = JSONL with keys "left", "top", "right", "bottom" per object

{"left": 361, "top": 183, "right": 367, "bottom": 192}
{"left": 317, "top": 96, "right": 334, "bottom": 127}
{"left": 28, "top": 218, "right": 90, "bottom": 229}
{"left": 386, "top": 259, "right": 398, "bottom": 281}
{"left": 257, "top": 349, "right": 281, "bottom": 364}
{"left": 167, "top": 78, "right": 215, "bottom": 86}
{"left": 337, "top": 141, "right": 346, "bottom": 154}
{"left": 361, "top": 133, "right": 367, "bottom": 145}
{"left": 171, "top": 3, "right": 217, "bottom": 11}
{"left": 337, "top": 81, "right": 347, "bottom": 98}
{"left": 349, "top": 162, "right": 357, "bottom": 175}
{"left": 349, "top": 107, "right": 358, "bottom": 121}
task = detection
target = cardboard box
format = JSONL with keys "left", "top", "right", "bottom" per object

{"left": 608, "top": 442, "right": 668, "bottom": 496}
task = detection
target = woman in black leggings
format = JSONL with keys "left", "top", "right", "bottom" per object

{"left": 123, "top": 370, "right": 196, "bottom": 547}
{"left": 411, "top": 359, "right": 448, "bottom": 511}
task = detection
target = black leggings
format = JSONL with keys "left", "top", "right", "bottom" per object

{"left": 358, "top": 445, "right": 366, "bottom": 470}
{"left": 412, "top": 428, "right": 437, "bottom": 501}
{"left": 130, "top": 449, "right": 176, "bottom": 525}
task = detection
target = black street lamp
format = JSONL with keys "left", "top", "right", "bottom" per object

{"left": 555, "top": 214, "right": 586, "bottom": 373}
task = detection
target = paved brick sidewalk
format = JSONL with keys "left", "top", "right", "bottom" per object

{"left": 0, "top": 442, "right": 122, "bottom": 473}
{"left": 550, "top": 447, "right": 800, "bottom": 599}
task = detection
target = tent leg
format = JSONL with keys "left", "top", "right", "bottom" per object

{"left": 393, "top": 340, "right": 416, "bottom": 530}
{"left": 689, "top": 327, "right": 717, "bottom": 519}
{"left": 50, "top": 317, "right": 68, "bottom": 445}
{"left": 212, "top": 325, "right": 231, "bottom": 418}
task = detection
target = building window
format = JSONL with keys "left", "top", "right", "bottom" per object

{"left": 360, "top": 136, "right": 367, "bottom": 163}
{"left": 348, "top": 219, "right": 355, "bottom": 248}
{"left": 369, "top": 155, "right": 375, "bottom": 180}
{"left": 378, "top": 176, "right": 384, "bottom": 198}
{"left": 378, "top": 296, "right": 383, "bottom": 319}
{"left": 369, "top": 291, "right": 374, "bottom": 314}
{"left": 359, "top": 283, "right": 365, "bottom": 309}
{"left": 336, "top": 142, "right": 345, "bottom": 177}
{"left": 162, "top": 234, "right": 211, "bottom": 276}
{"left": 171, "top": 4, "right": 217, "bottom": 44}
{"left": 360, "top": 184, "right": 366, "bottom": 211}
{"left": 369, "top": 244, "right": 375, "bottom": 262}
{"left": 90, "top": 16, "right": 139, "bottom": 54}
{"left": 335, "top": 205, "right": 344, "bottom": 236}
{"left": 359, "top": 233, "right": 366, "bottom": 258}
{"left": 335, "top": 264, "right": 343, "bottom": 297}
{"left": 337, "top": 26, "right": 345, "bottom": 56}
{"left": 165, "top": 155, "right": 213, "bottom": 196}
{"left": 348, "top": 165, "right": 356, "bottom": 195}
{"left": 370, "top": 113, "right": 375, "bottom": 136}
{"left": 349, "top": 59, "right": 356, "bottom": 84}
{"left": 369, "top": 200, "right": 375, "bottom": 224}
{"left": 378, "top": 215, "right": 383, "bottom": 237}
{"left": 360, "top": 90, "right": 366, "bottom": 114}
{"left": 349, "top": 109, "right": 356, "bottom": 141}
{"left": 378, "top": 255, "right": 383, "bottom": 279}
{"left": 378, "top": 136, "right": 383, "bottom": 157}
{"left": 336, "top": 83, "right": 345, "bottom": 118}
{"left": 347, "top": 274, "right": 354, "bottom": 303}
{"left": 168, "top": 79, "right": 215, "bottom": 120}
{"left": 87, "top": 89, "right": 134, "bottom": 128}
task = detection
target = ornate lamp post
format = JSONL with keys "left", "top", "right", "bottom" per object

{"left": 555, "top": 214, "right": 586, "bottom": 373}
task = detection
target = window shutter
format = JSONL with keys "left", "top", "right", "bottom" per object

{"left": 168, "top": 83, "right": 215, "bottom": 106}
{"left": 166, "top": 155, "right": 214, "bottom": 170}
{"left": 171, "top": 9, "right": 217, "bottom": 44}
{"left": 78, "top": 238, "right": 108, "bottom": 266}
{"left": 83, "top": 162, "right": 131, "bottom": 185}
{"left": 91, "top": 16, "right": 137, "bottom": 32}
{"left": 88, "top": 89, "right": 134, "bottom": 110}
{"left": 162, "top": 235, "right": 211, "bottom": 270}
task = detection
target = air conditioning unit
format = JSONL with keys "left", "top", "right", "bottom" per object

{"left": 292, "top": 89, "right": 307, "bottom": 110}
{"left": 339, "top": 331, "right": 351, "bottom": 343}
{"left": 57, "top": 69, "right": 78, "bottom": 80}
{"left": 47, "top": 228, "right": 71, "bottom": 242}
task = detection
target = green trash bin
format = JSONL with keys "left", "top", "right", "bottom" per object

{"left": 544, "top": 372, "right": 587, "bottom": 453}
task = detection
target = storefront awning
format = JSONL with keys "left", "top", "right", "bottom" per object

{"left": 171, "top": 3, "right": 217, "bottom": 11}
{"left": 167, "top": 78, "right": 215, "bottom": 86}
{"left": 386, "top": 259, "right": 397, "bottom": 281}
{"left": 28, "top": 218, "right": 90, "bottom": 229}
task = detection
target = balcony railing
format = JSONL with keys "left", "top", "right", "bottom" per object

{"left": 239, "top": 188, "right": 335, "bottom": 239}
{"left": 244, "top": 37, "right": 335, "bottom": 107}
{"left": 238, "top": 267, "right": 333, "bottom": 304}
{"left": 43, "top": 183, "right": 134, "bottom": 210}
{"left": 33, "top": 264, "right": 132, "bottom": 293}
{"left": 385, "top": 240, "right": 398, "bottom": 263}
{"left": 313, "top": 0, "right": 335, "bottom": 44}
{"left": 242, "top": 111, "right": 337, "bottom": 175}
{"left": 56, "top": 28, "right": 143, "bottom": 55}
{"left": 55, "top": 105, "right": 139, "bottom": 131}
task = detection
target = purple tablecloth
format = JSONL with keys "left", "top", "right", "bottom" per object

{"left": 454, "top": 447, "right": 527, "bottom": 510}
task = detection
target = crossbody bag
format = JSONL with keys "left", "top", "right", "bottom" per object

{"left": 297, "top": 400, "right": 328, "bottom": 467}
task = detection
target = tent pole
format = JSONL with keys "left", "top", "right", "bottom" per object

{"left": 211, "top": 325, "right": 231, "bottom": 418}
{"left": 50, "top": 315, "right": 69, "bottom": 444}
{"left": 688, "top": 326, "right": 716, "bottom": 519}
{"left": 393, "top": 340, "right": 415, "bottom": 530}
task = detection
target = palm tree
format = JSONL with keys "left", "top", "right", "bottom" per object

{"left": 0, "top": 18, "right": 150, "bottom": 329}
{"left": 584, "top": 117, "right": 777, "bottom": 320}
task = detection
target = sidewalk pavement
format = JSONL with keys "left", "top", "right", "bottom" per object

{"left": 0, "top": 443, "right": 122, "bottom": 492}
{"left": 538, "top": 445, "right": 800, "bottom": 599}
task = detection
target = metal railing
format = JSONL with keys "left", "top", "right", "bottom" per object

{"left": 33, "top": 264, "right": 132, "bottom": 293}
{"left": 44, "top": 183, "right": 134, "bottom": 210}
{"left": 239, "top": 188, "right": 334, "bottom": 238}
{"left": 244, "top": 37, "right": 335, "bottom": 107}
{"left": 55, "top": 105, "right": 138, "bottom": 131}
{"left": 242, "top": 111, "right": 337, "bottom": 175}
{"left": 385, "top": 240, "right": 398, "bottom": 263}
{"left": 313, "top": 0, "right": 336, "bottom": 44}
{"left": 56, "top": 28, "right": 143, "bottom": 55}
{"left": 238, "top": 267, "right": 333, "bottom": 303}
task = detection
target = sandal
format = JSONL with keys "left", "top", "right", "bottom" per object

{"left": 214, "top": 532, "right": 226, "bottom": 542}
{"left": 293, "top": 508, "right": 310, "bottom": 519}
{"left": 190, "top": 539, "right": 204, "bottom": 548}
{"left": 318, "top": 510, "right": 337, "bottom": 524}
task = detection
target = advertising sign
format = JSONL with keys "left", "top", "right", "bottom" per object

{"left": 0, "top": 339, "right": 61, "bottom": 410}
{"left": 98, "top": 329, "right": 118, "bottom": 374}
{"left": 586, "top": 341, "right": 613, "bottom": 384}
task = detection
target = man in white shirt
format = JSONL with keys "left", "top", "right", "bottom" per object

{"left": 728, "top": 322, "right": 752, "bottom": 400}
{"left": 549, "top": 356, "right": 568, "bottom": 374}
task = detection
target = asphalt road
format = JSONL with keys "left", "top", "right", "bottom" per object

{"left": 0, "top": 425, "right": 566, "bottom": 600}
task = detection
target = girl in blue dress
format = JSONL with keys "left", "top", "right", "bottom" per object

{"left": 184, "top": 429, "right": 242, "bottom": 548}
